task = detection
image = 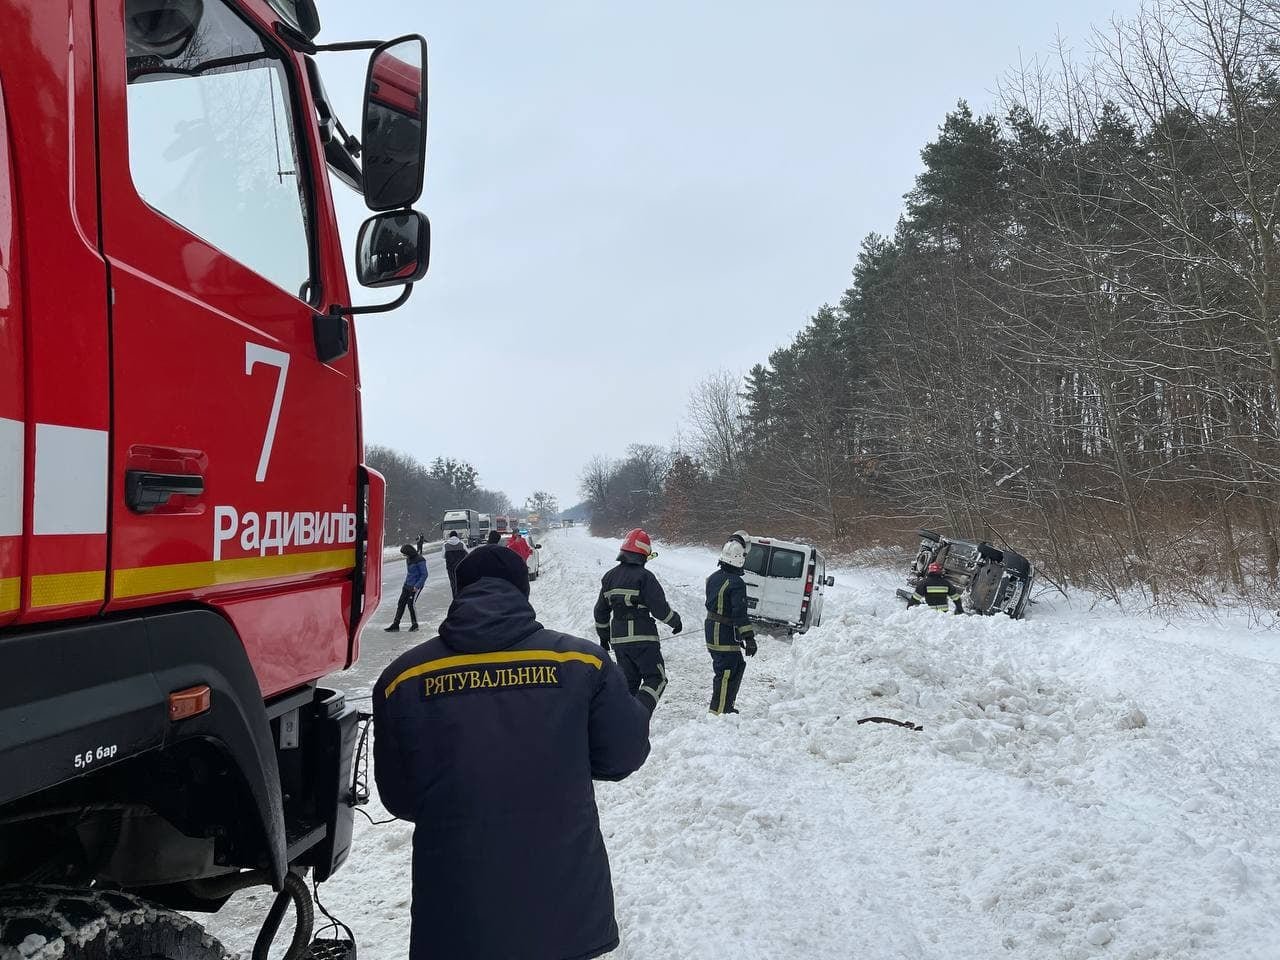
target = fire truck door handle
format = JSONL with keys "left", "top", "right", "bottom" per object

{"left": 125, "top": 470, "right": 206, "bottom": 513}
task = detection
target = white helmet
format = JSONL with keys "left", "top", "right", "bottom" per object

{"left": 730, "top": 529, "right": 750, "bottom": 547}
{"left": 719, "top": 540, "right": 746, "bottom": 568}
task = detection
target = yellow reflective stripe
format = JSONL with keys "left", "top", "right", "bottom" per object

{"left": 384, "top": 648, "right": 603, "bottom": 697}
{"left": 706, "top": 643, "right": 740, "bottom": 651}
{"left": 30, "top": 570, "right": 104, "bottom": 608}
{"left": 0, "top": 576, "right": 18, "bottom": 613}
{"left": 925, "top": 586, "right": 950, "bottom": 593}
{"left": 715, "top": 578, "right": 730, "bottom": 615}
{"left": 715, "top": 669, "right": 731, "bottom": 714}
{"left": 594, "top": 621, "right": 610, "bottom": 630}
{"left": 610, "top": 634, "right": 659, "bottom": 645}
{"left": 662, "top": 609, "right": 677, "bottom": 625}
{"left": 113, "top": 549, "right": 355, "bottom": 599}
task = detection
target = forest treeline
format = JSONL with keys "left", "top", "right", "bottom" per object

{"left": 367, "top": 446, "right": 512, "bottom": 546}
{"left": 583, "top": 0, "right": 1280, "bottom": 604}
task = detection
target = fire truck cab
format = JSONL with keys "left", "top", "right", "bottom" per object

{"left": 0, "top": 0, "right": 427, "bottom": 955}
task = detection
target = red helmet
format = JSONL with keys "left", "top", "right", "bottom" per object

{"left": 927, "top": 562, "right": 944, "bottom": 575}
{"left": 619, "top": 528, "right": 654, "bottom": 558}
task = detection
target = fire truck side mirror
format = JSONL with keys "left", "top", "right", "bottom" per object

{"left": 362, "top": 35, "right": 428, "bottom": 212}
{"left": 356, "top": 211, "right": 431, "bottom": 288}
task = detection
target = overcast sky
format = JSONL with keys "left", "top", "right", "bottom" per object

{"left": 315, "top": 0, "right": 1135, "bottom": 510}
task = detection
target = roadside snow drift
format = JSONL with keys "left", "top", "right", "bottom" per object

{"left": 210, "top": 528, "right": 1280, "bottom": 959}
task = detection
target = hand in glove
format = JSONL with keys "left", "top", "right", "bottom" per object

{"left": 596, "top": 626, "right": 611, "bottom": 650}
{"left": 743, "top": 634, "right": 758, "bottom": 657}
{"left": 668, "top": 612, "right": 683, "bottom": 634}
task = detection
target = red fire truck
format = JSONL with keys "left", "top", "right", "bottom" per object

{"left": 0, "top": 0, "right": 428, "bottom": 956}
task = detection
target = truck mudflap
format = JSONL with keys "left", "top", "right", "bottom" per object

{"left": 0, "top": 608, "right": 289, "bottom": 886}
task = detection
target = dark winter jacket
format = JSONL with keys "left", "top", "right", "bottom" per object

{"left": 442, "top": 536, "right": 468, "bottom": 570}
{"left": 593, "top": 555, "right": 676, "bottom": 645}
{"left": 913, "top": 571, "right": 960, "bottom": 609}
{"left": 402, "top": 552, "right": 428, "bottom": 591}
{"left": 704, "top": 564, "right": 755, "bottom": 650}
{"left": 373, "top": 578, "right": 651, "bottom": 960}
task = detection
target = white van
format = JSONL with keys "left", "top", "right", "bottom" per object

{"left": 742, "top": 536, "right": 834, "bottom": 635}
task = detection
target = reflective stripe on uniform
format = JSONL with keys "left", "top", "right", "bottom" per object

{"left": 661, "top": 609, "right": 677, "bottom": 625}
{"left": 385, "top": 648, "right": 603, "bottom": 697}
{"left": 610, "top": 633, "right": 660, "bottom": 645}
{"left": 705, "top": 642, "right": 740, "bottom": 652}
{"left": 639, "top": 662, "right": 667, "bottom": 704}
{"left": 715, "top": 669, "right": 732, "bottom": 714}
{"left": 603, "top": 588, "right": 641, "bottom": 604}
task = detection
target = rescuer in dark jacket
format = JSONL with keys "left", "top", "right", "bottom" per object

{"left": 592, "top": 528, "right": 682, "bottom": 713}
{"left": 373, "top": 546, "right": 651, "bottom": 960}
{"left": 385, "top": 541, "right": 428, "bottom": 632}
{"left": 912, "top": 561, "right": 963, "bottom": 613}
{"left": 705, "top": 538, "right": 757, "bottom": 714}
{"left": 442, "top": 531, "right": 468, "bottom": 596}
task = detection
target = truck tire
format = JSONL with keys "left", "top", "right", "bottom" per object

{"left": 0, "top": 887, "right": 229, "bottom": 960}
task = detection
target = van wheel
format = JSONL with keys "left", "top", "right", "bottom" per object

{"left": 0, "top": 887, "right": 229, "bottom": 960}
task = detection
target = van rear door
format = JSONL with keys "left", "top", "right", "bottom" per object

{"left": 762, "top": 545, "right": 808, "bottom": 624}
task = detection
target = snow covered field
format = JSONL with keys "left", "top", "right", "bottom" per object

{"left": 214, "top": 528, "right": 1280, "bottom": 959}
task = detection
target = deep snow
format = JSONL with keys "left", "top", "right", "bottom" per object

{"left": 211, "top": 527, "right": 1280, "bottom": 959}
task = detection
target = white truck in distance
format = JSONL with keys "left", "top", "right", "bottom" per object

{"left": 442, "top": 509, "right": 482, "bottom": 546}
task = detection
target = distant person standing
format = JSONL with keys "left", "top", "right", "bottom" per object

{"left": 385, "top": 542, "right": 428, "bottom": 632}
{"left": 704, "top": 538, "right": 756, "bottom": 714}
{"left": 486, "top": 530, "right": 501, "bottom": 545}
{"left": 506, "top": 530, "right": 533, "bottom": 564}
{"left": 443, "top": 531, "right": 468, "bottom": 597}
{"left": 592, "top": 529, "right": 682, "bottom": 713}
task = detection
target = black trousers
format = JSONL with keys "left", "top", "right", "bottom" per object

{"left": 613, "top": 640, "right": 666, "bottom": 714}
{"left": 709, "top": 648, "right": 746, "bottom": 714}
{"left": 392, "top": 585, "right": 419, "bottom": 627}
{"left": 446, "top": 562, "right": 462, "bottom": 597}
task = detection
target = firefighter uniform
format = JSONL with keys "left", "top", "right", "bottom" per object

{"left": 593, "top": 545, "right": 681, "bottom": 714}
{"left": 705, "top": 562, "right": 756, "bottom": 714}
{"left": 913, "top": 570, "right": 962, "bottom": 611}
{"left": 374, "top": 546, "right": 651, "bottom": 960}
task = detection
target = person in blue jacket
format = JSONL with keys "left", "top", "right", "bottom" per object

{"left": 373, "top": 545, "right": 652, "bottom": 960}
{"left": 385, "top": 541, "right": 428, "bottom": 632}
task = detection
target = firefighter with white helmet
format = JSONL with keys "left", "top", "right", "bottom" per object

{"left": 592, "top": 528, "right": 683, "bottom": 713}
{"left": 704, "top": 536, "right": 757, "bottom": 715}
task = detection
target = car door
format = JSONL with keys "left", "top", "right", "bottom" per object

{"left": 762, "top": 545, "right": 807, "bottom": 624}
{"left": 95, "top": 0, "right": 360, "bottom": 693}
{"left": 742, "top": 541, "right": 769, "bottom": 616}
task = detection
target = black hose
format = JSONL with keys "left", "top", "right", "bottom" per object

{"left": 252, "top": 871, "right": 314, "bottom": 960}
{"left": 857, "top": 716, "right": 923, "bottom": 732}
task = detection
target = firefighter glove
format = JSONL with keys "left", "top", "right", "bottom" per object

{"left": 743, "top": 635, "right": 758, "bottom": 657}
{"left": 668, "top": 612, "right": 683, "bottom": 634}
{"left": 596, "top": 626, "right": 611, "bottom": 649}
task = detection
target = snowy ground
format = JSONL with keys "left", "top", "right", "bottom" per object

{"left": 210, "top": 527, "right": 1280, "bottom": 959}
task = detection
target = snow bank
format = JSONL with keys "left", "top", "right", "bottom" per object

{"left": 208, "top": 527, "right": 1280, "bottom": 960}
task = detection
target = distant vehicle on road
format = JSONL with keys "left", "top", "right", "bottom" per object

{"left": 895, "top": 530, "right": 1034, "bottom": 618}
{"left": 742, "top": 536, "right": 834, "bottom": 636}
{"left": 442, "top": 508, "right": 481, "bottom": 546}
{"left": 493, "top": 515, "right": 512, "bottom": 535}
{"left": 478, "top": 513, "right": 491, "bottom": 540}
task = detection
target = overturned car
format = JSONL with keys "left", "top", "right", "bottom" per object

{"left": 895, "top": 530, "right": 1035, "bottom": 619}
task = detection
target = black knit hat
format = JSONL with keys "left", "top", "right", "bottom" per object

{"left": 455, "top": 544, "right": 530, "bottom": 596}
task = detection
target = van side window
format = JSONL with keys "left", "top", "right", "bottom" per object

{"left": 767, "top": 548, "right": 805, "bottom": 579}
{"left": 744, "top": 544, "right": 768, "bottom": 575}
{"left": 123, "top": 0, "right": 313, "bottom": 297}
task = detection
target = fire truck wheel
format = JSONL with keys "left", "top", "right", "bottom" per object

{"left": 0, "top": 887, "right": 229, "bottom": 960}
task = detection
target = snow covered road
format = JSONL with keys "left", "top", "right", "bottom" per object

{"left": 210, "top": 528, "right": 1280, "bottom": 959}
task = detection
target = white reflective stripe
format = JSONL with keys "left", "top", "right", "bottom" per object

{"left": 34, "top": 423, "right": 108, "bottom": 535}
{"left": 0, "top": 417, "right": 22, "bottom": 537}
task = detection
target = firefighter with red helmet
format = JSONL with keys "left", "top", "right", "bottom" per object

{"left": 912, "top": 561, "right": 963, "bottom": 613}
{"left": 593, "top": 529, "right": 683, "bottom": 713}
